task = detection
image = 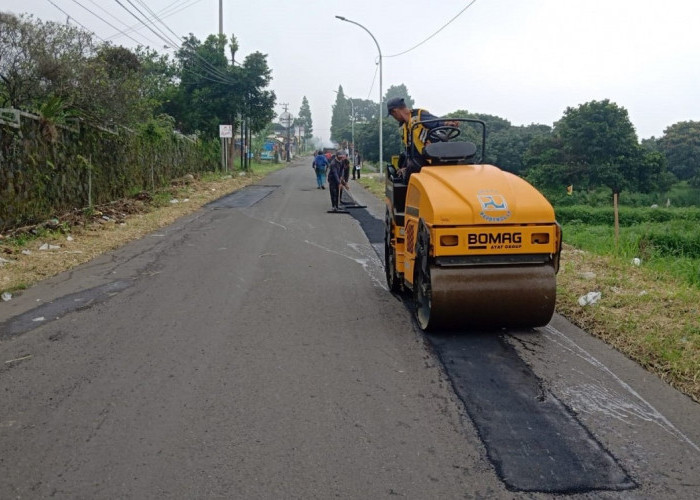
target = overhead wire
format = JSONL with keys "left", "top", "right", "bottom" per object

{"left": 384, "top": 0, "right": 478, "bottom": 58}
{"left": 68, "top": 0, "right": 150, "bottom": 46}
{"left": 112, "top": 0, "right": 236, "bottom": 85}
{"left": 45, "top": 0, "right": 106, "bottom": 41}
{"left": 107, "top": 0, "right": 205, "bottom": 40}
{"left": 121, "top": 0, "right": 178, "bottom": 48}
{"left": 366, "top": 60, "right": 379, "bottom": 99}
{"left": 132, "top": 0, "right": 239, "bottom": 78}
{"left": 82, "top": 0, "right": 160, "bottom": 46}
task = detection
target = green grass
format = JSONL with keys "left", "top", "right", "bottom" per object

{"left": 356, "top": 172, "right": 385, "bottom": 199}
{"left": 2, "top": 226, "right": 53, "bottom": 247}
{"left": 563, "top": 220, "right": 700, "bottom": 288}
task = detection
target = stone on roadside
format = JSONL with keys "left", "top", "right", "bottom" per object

{"left": 1, "top": 292, "right": 12, "bottom": 302}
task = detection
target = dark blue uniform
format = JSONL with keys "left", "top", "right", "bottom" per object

{"left": 327, "top": 156, "right": 344, "bottom": 210}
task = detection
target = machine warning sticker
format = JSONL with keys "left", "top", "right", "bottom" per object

{"left": 477, "top": 191, "right": 512, "bottom": 222}
{"left": 468, "top": 231, "right": 523, "bottom": 250}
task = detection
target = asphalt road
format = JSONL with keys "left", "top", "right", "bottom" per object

{"left": 1, "top": 157, "right": 699, "bottom": 499}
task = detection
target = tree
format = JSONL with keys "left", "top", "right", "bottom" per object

{"left": 330, "top": 85, "right": 350, "bottom": 143}
{"left": 240, "top": 51, "right": 275, "bottom": 133}
{"left": 488, "top": 124, "right": 552, "bottom": 174}
{"left": 296, "top": 96, "right": 313, "bottom": 140}
{"left": 554, "top": 99, "right": 639, "bottom": 194}
{"left": 658, "top": 121, "right": 700, "bottom": 181}
{"left": 165, "top": 34, "right": 275, "bottom": 139}
{"left": 349, "top": 98, "right": 377, "bottom": 123}
{"left": 523, "top": 100, "right": 674, "bottom": 196}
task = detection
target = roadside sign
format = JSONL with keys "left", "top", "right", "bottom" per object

{"left": 219, "top": 124, "right": 232, "bottom": 138}
{"left": 279, "top": 112, "right": 292, "bottom": 128}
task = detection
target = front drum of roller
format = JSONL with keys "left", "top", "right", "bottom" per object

{"left": 426, "top": 265, "right": 556, "bottom": 330}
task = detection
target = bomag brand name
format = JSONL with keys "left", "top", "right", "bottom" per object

{"left": 468, "top": 232, "right": 522, "bottom": 245}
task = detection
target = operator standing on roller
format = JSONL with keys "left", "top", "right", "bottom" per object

{"left": 386, "top": 97, "right": 458, "bottom": 181}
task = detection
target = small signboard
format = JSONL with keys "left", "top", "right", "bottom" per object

{"left": 0, "top": 108, "right": 20, "bottom": 128}
{"left": 279, "top": 111, "right": 292, "bottom": 128}
{"left": 219, "top": 124, "right": 232, "bottom": 138}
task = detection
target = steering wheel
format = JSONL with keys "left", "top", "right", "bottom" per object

{"left": 427, "top": 126, "right": 461, "bottom": 142}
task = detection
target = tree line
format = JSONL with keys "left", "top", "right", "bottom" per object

{"left": 0, "top": 13, "right": 280, "bottom": 229}
{"left": 329, "top": 84, "right": 700, "bottom": 204}
{"left": 0, "top": 13, "right": 276, "bottom": 149}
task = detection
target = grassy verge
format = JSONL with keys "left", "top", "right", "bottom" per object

{"left": 356, "top": 173, "right": 700, "bottom": 402}
{"left": 357, "top": 172, "right": 386, "bottom": 199}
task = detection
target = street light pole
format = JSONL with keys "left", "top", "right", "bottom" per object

{"left": 335, "top": 15, "right": 383, "bottom": 175}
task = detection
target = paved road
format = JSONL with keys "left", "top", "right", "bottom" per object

{"left": 1, "top": 158, "right": 699, "bottom": 499}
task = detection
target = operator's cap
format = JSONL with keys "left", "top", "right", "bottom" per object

{"left": 386, "top": 97, "right": 405, "bottom": 115}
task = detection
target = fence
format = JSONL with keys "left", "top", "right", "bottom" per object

{"left": 0, "top": 109, "right": 218, "bottom": 231}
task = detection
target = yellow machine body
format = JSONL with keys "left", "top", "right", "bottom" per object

{"left": 385, "top": 155, "right": 561, "bottom": 330}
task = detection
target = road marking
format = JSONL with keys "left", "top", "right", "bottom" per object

{"left": 544, "top": 325, "right": 700, "bottom": 452}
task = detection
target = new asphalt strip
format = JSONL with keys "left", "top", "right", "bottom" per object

{"left": 346, "top": 205, "right": 635, "bottom": 494}
{"left": 424, "top": 332, "right": 635, "bottom": 493}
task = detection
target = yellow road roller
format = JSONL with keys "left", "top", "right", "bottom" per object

{"left": 384, "top": 119, "right": 561, "bottom": 330}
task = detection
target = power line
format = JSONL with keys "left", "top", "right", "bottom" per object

{"left": 133, "top": 0, "right": 238, "bottom": 77}
{"left": 82, "top": 0, "right": 160, "bottom": 46}
{"left": 45, "top": 0, "right": 105, "bottom": 41}
{"left": 106, "top": 0, "right": 204, "bottom": 41}
{"left": 112, "top": 0, "right": 236, "bottom": 85}
{"left": 122, "top": 0, "right": 179, "bottom": 47}
{"left": 366, "top": 60, "right": 379, "bottom": 99}
{"left": 385, "top": 0, "right": 478, "bottom": 58}
{"left": 68, "top": 0, "right": 147, "bottom": 46}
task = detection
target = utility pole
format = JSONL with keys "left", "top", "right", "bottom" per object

{"left": 281, "top": 103, "right": 292, "bottom": 162}
{"left": 219, "top": 0, "right": 223, "bottom": 35}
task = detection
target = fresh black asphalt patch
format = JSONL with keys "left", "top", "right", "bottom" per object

{"left": 207, "top": 185, "right": 278, "bottom": 209}
{"left": 0, "top": 280, "right": 132, "bottom": 340}
{"left": 352, "top": 208, "right": 635, "bottom": 493}
{"left": 347, "top": 206, "right": 384, "bottom": 246}
{"left": 426, "top": 332, "right": 636, "bottom": 493}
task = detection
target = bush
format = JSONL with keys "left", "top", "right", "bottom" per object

{"left": 555, "top": 205, "right": 700, "bottom": 226}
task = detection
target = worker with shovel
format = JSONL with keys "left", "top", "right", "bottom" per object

{"left": 327, "top": 151, "right": 349, "bottom": 212}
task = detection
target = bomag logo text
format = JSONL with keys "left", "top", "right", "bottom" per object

{"left": 468, "top": 232, "right": 523, "bottom": 250}
{"left": 468, "top": 232, "right": 522, "bottom": 245}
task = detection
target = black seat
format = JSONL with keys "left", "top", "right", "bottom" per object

{"left": 424, "top": 141, "right": 477, "bottom": 163}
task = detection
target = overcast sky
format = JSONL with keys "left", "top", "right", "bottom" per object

{"left": 6, "top": 0, "right": 700, "bottom": 143}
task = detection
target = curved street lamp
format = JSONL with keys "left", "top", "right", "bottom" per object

{"left": 335, "top": 15, "right": 383, "bottom": 175}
